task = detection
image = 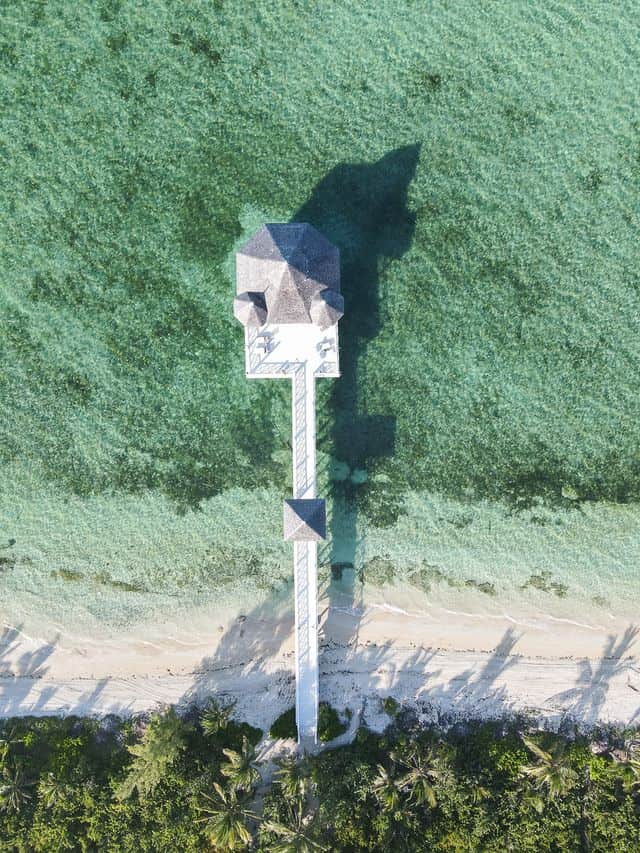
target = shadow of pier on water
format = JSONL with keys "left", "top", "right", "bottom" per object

{"left": 292, "top": 143, "right": 421, "bottom": 658}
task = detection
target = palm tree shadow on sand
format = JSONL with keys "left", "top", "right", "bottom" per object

{"left": 292, "top": 144, "right": 421, "bottom": 652}
{"left": 180, "top": 617, "right": 640, "bottom": 741}
{"left": 545, "top": 625, "right": 640, "bottom": 727}
{"left": 0, "top": 625, "right": 115, "bottom": 718}
{"left": 0, "top": 625, "right": 59, "bottom": 717}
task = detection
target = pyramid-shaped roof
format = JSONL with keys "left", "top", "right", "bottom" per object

{"left": 265, "top": 266, "right": 309, "bottom": 323}
{"left": 283, "top": 499, "right": 326, "bottom": 541}
{"left": 233, "top": 292, "right": 267, "bottom": 327}
{"left": 235, "top": 224, "right": 341, "bottom": 327}
{"left": 238, "top": 224, "right": 338, "bottom": 275}
{"left": 310, "top": 289, "right": 345, "bottom": 330}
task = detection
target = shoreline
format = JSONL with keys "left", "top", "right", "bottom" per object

{"left": 2, "top": 590, "right": 639, "bottom": 729}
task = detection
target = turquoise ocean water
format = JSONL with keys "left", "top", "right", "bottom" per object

{"left": 1, "top": 1, "right": 639, "bottom": 639}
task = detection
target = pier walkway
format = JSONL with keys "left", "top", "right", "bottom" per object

{"left": 243, "top": 323, "right": 338, "bottom": 746}
{"left": 292, "top": 363, "right": 319, "bottom": 743}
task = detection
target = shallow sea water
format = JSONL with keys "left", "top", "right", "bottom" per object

{"left": 1, "top": 1, "right": 639, "bottom": 641}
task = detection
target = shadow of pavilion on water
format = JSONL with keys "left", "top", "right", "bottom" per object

{"left": 292, "top": 143, "right": 421, "bottom": 652}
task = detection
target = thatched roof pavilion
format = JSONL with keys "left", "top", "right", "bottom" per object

{"left": 235, "top": 223, "right": 343, "bottom": 330}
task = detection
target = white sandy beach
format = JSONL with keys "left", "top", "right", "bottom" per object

{"left": 3, "top": 481, "right": 639, "bottom": 737}
{"left": 2, "top": 585, "right": 639, "bottom": 732}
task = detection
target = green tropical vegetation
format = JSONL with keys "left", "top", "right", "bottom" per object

{"left": 1, "top": 705, "right": 640, "bottom": 851}
{"left": 114, "top": 706, "right": 190, "bottom": 801}
{"left": 269, "top": 703, "right": 348, "bottom": 743}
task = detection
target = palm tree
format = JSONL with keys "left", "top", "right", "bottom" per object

{"left": 467, "top": 779, "right": 491, "bottom": 806}
{"left": 201, "top": 699, "right": 236, "bottom": 738}
{"left": 0, "top": 764, "right": 33, "bottom": 813}
{"left": 390, "top": 746, "right": 446, "bottom": 807}
{"left": 520, "top": 735, "right": 578, "bottom": 801}
{"left": 262, "top": 802, "right": 327, "bottom": 852}
{"left": 520, "top": 788, "right": 545, "bottom": 814}
{"left": 39, "top": 772, "right": 68, "bottom": 809}
{"left": 274, "top": 757, "right": 313, "bottom": 801}
{"left": 371, "top": 764, "right": 401, "bottom": 813}
{"left": 0, "top": 726, "right": 22, "bottom": 762}
{"left": 198, "top": 781, "right": 257, "bottom": 851}
{"left": 619, "top": 747, "right": 640, "bottom": 794}
{"left": 221, "top": 736, "right": 260, "bottom": 791}
{"left": 115, "top": 707, "right": 190, "bottom": 801}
